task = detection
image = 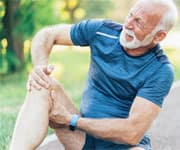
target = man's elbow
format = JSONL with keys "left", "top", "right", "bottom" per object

{"left": 121, "top": 118, "right": 149, "bottom": 145}
{"left": 126, "top": 133, "right": 142, "bottom": 145}
{"left": 115, "top": 131, "right": 142, "bottom": 146}
{"left": 34, "top": 26, "right": 56, "bottom": 41}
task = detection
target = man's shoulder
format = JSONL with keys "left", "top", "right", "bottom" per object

{"left": 153, "top": 48, "right": 174, "bottom": 79}
{"left": 84, "top": 19, "right": 123, "bottom": 32}
{"left": 103, "top": 20, "right": 123, "bottom": 31}
{"left": 153, "top": 47, "right": 171, "bottom": 64}
{"left": 153, "top": 47, "right": 174, "bottom": 74}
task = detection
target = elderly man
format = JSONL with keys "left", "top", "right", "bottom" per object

{"left": 10, "top": 0, "right": 178, "bottom": 150}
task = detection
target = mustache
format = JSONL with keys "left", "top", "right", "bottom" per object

{"left": 122, "top": 28, "right": 136, "bottom": 38}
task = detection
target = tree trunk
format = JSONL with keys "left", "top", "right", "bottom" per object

{"left": 2, "top": 0, "right": 24, "bottom": 73}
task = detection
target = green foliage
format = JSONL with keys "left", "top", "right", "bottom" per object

{"left": 53, "top": 0, "right": 115, "bottom": 23}
{"left": 15, "top": 0, "right": 60, "bottom": 38}
{"left": 15, "top": 0, "right": 35, "bottom": 39}
{"left": 6, "top": 51, "right": 21, "bottom": 72}
{"left": 0, "top": 0, "right": 60, "bottom": 75}
{"left": 0, "top": 0, "right": 5, "bottom": 39}
{"left": 81, "top": 0, "right": 114, "bottom": 19}
{"left": 33, "top": 0, "right": 60, "bottom": 29}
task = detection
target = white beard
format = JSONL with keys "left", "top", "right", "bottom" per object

{"left": 120, "top": 27, "right": 157, "bottom": 49}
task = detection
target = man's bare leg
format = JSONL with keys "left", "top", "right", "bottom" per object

{"left": 49, "top": 78, "right": 85, "bottom": 150}
{"left": 9, "top": 88, "right": 51, "bottom": 150}
{"left": 9, "top": 78, "right": 85, "bottom": 150}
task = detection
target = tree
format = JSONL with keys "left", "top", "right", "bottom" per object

{"left": 0, "top": 0, "right": 115, "bottom": 75}
{"left": 81, "top": 0, "right": 114, "bottom": 19}
{"left": 58, "top": 0, "right": 114, "bottom": 23}
{"left": 0, "top": 0, "right": 35, "bottom": 74}
{"left": 0, "top": 0, "right": 57, "bottom": 75}
{"left": 64, "top": 0, "right": 81, "bottom": 23}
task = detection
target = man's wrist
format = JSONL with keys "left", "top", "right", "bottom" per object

{"left": 69, "top": 114, "right": 80, "bottom": 131}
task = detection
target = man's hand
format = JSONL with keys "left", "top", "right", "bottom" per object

{"left": 27, "top": 64, "right": 54, "bottom": 91}
{"left": 49, "top": 90, "right": 72, "bottom": 128}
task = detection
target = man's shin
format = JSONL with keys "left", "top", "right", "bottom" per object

{"left": 9, "top": 88, "right": 51, "bottom": 150}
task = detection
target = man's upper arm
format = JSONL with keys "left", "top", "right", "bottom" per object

{"left": 127, "top": 64, "right": 174, "bottom": 141}
{"left": 48, "top": 24, "right": 74, "bottom": 46}
{"left": 49, "top": 19, "right": 104, "bottom": 47}
{"left": 128, "top": 96, "right": 160, "bottom": 139}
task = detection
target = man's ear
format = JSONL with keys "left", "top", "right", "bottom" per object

{"left": 153, "top": 31, "right": 167, "bottom": 44}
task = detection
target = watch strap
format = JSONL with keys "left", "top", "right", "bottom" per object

{"left": 69, "top": 114, "right": 80, "bottom": 131}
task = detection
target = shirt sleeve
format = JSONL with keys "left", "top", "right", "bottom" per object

{"left": 70, "top": 19, "right": 104, "bottom": 46}
{"left": 137, "top": 64, "right": 174, "bottom": 107}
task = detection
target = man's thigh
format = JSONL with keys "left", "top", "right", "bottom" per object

{"left": 49, "top": 78, "right": 85, "bottom": 150}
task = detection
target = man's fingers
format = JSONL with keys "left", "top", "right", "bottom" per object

{"left": 31, "top": 71, "right": 49, "bottom": 89}
{"left": 26, "top": 64, "right": 54, "bottom": 91}
{"left": 30, "top": 79, "right": 42, "bottom": 90}
{"left": 41, "top": 64, "right": 54, "bottom": 75}
{"left": 49, "top": 120, "right": 64, "bottom": 129}
{"left": 34, "top": 67, "right": 49, "bottom": 84}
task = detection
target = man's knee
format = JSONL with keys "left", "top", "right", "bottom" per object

{"left": 27, "top": 77, "right": 62, "bottom": 101}
{"left": 48, "top": 77, "right": 78, "bottom": 114}
{"left": 49, "top": 78, "right": 64, "bottom": 93}
{"left": 26, "top": 85, "right": 52, "bottom": 111}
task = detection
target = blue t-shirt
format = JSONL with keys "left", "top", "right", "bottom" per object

{"left": 70, "top": 19, "right": 174, "bottom": 149}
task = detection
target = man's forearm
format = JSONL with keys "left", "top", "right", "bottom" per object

{"left": 31, "top": 28, "right": 54, "bottom": 66}
{"left": 72, "top": 97, "right": 159, "bottom": 146}
{"left": 76, "top": 117, "right": 141, "bottom": 145}
{"left": 31, "top": 24, "right": 73, "bottom": 66}
{"left": 28, "top": 25, "right": 73, "bottom": 91}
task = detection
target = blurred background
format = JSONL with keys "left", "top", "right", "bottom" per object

{"left": 0, "top": 0, "right": 179, "bottom": 149}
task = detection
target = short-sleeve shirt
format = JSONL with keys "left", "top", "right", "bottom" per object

{"left": 70, "top": 19, "right": 174, "bottom": 149}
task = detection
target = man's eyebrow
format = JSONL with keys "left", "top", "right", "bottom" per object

{"left": 129, "top": 11, "right": 144, "bottom": 22}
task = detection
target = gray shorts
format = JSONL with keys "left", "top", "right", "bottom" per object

{"left": 134, "top": 135, "right": 151, "bottom": 150}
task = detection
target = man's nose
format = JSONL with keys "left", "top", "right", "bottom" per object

{"left": 124, "top": 17, "right": 134, "bottom": 30}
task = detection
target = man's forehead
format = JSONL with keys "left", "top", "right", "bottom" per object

{"left": 129, "top": 4, "right": 151, "bottom": 23}
{"left": 131, "top": 1, "right": 166, "bottom": 15}
{"left": 130, "top": 2, "right": 164, "bottom": 21}
{"left": 130, "top": 1, "right": 154, "bottom": 14}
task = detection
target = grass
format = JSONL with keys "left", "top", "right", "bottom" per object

{"left": 0, "top": 46, "right": 180, "bottom": 149}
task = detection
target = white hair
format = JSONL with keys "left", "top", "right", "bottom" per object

{"left": 138, "top": 0, "right": 178, "bottom": 31}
